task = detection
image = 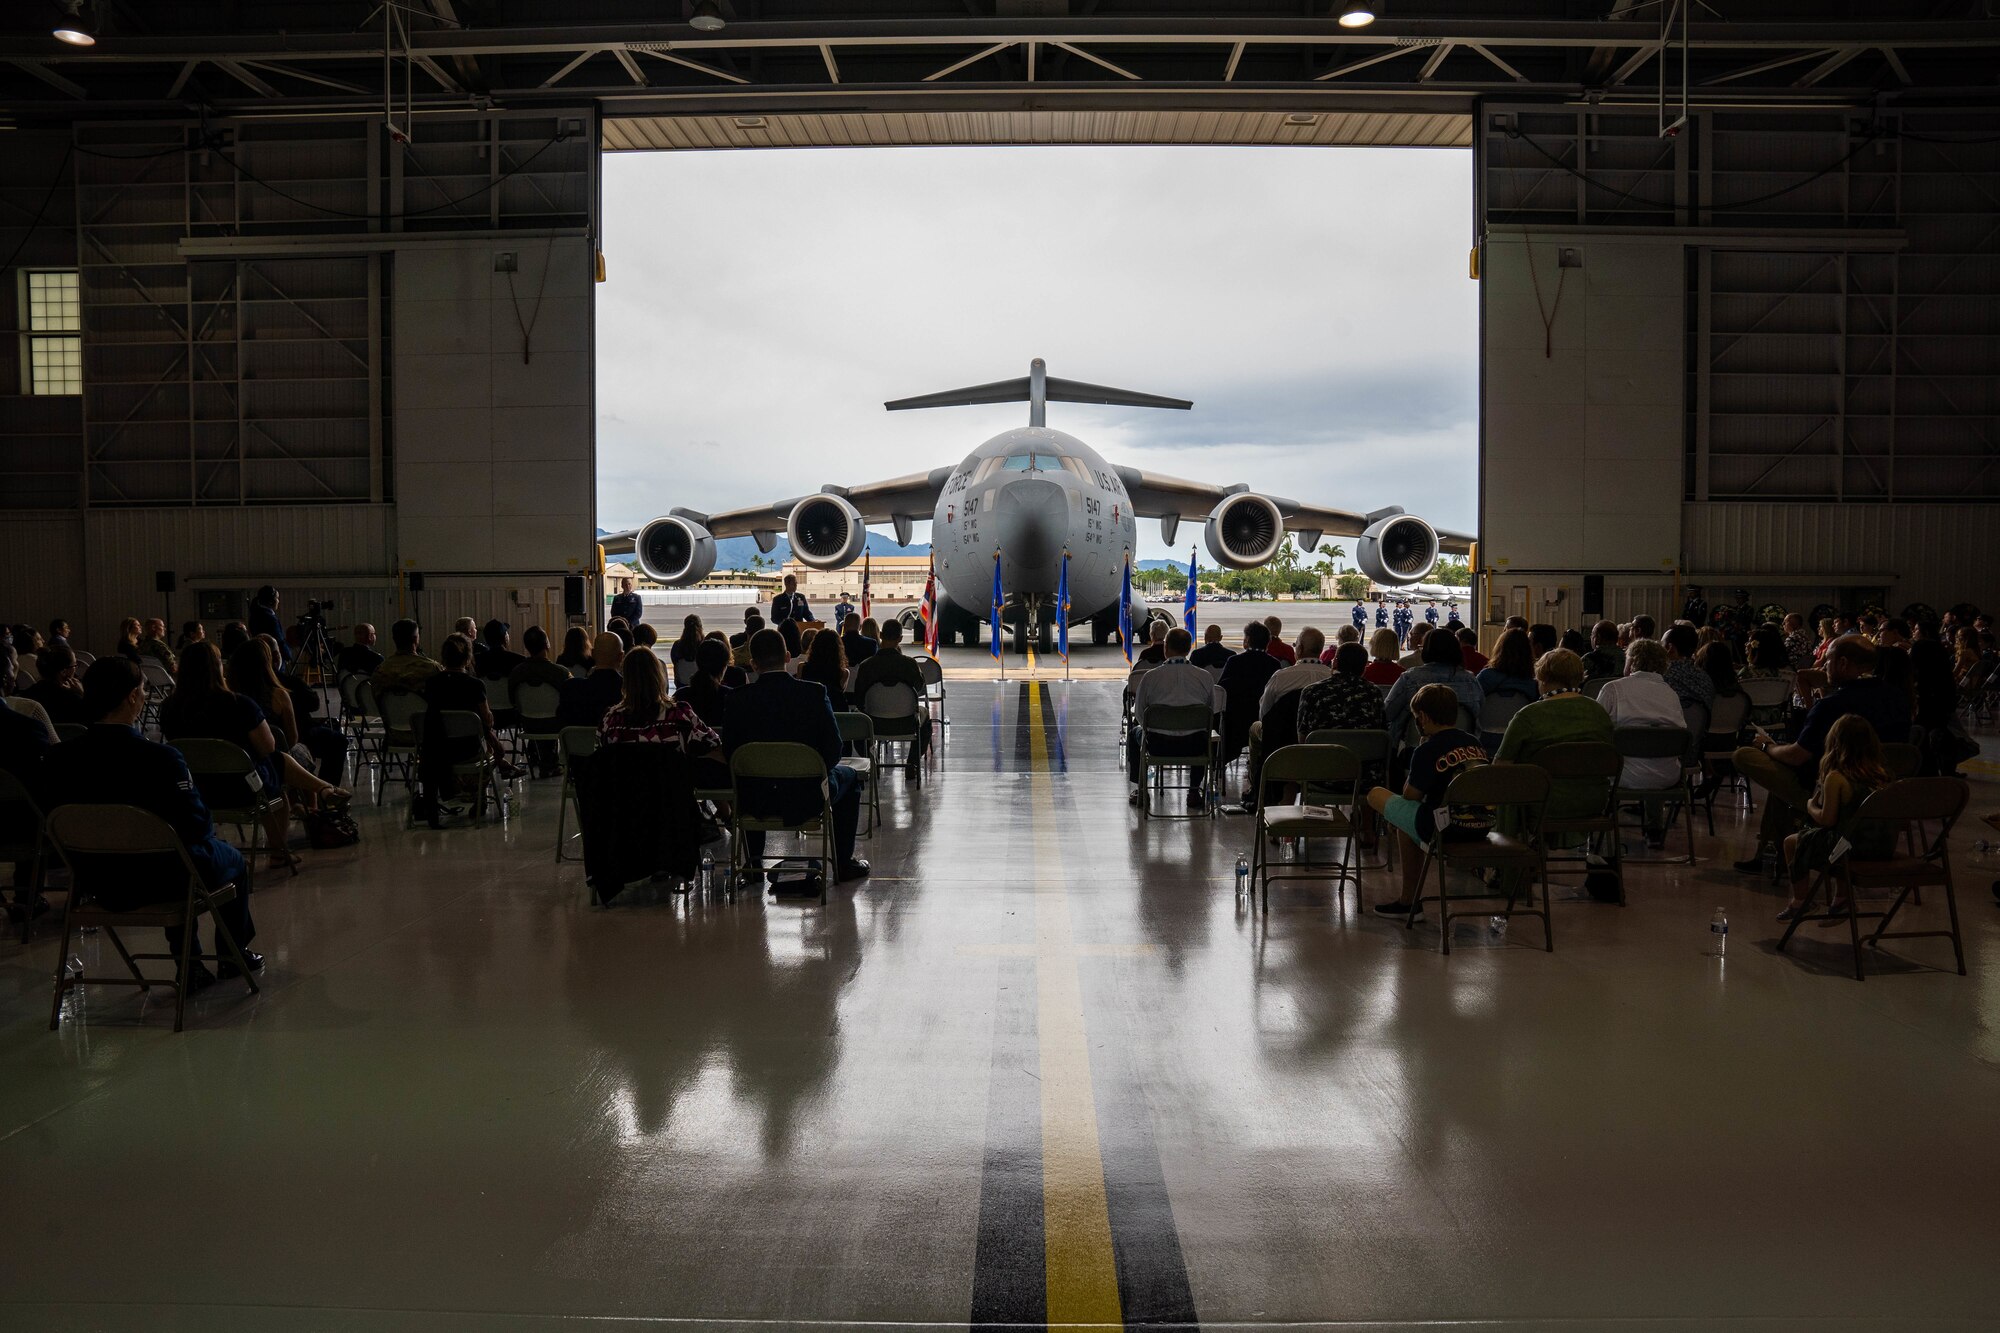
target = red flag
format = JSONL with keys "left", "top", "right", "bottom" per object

{"left": 919, "top": 563, "right": 939, "bottom": 655}
{"left": 860, "top": 550, "right": 872, "bottom": 621}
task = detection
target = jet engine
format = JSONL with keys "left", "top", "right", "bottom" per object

{"left": 1356, "top": 512, "right": 1441, "bottom": 586}
{"left": 787, "top": 494, "right": 868, "bottom": 570}
{"left": 1203, "top": 492, "right": 1286, "bottom": 570}
{"left": 634, "top": 515, "right": 717, "bottom": 587}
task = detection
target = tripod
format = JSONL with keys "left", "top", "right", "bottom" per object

{"left": 293, "top": 616, "right": 341, "bottom": 719}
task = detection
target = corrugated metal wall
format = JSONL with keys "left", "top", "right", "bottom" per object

{"left": 0, "top": 514, "right": 86, "bottom": 633}
{"left": 1683, "top": 501, "right": 1997, "bottom": 611}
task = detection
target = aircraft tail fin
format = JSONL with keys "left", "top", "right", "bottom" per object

{"left": 885, "top": 358, "right": 1190, "bottom": 427}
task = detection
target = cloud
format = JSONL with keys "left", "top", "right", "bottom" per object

{"left": 596, "top": 144, "right": 1476, "bottom": 562}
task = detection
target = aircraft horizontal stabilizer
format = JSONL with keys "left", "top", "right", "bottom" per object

{"left": 886, "top": 376, "right": 1189, "bottom": 412}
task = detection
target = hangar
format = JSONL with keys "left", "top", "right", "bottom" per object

{"left": 2, "top": 4, "right": 1998, "bottom": 1328}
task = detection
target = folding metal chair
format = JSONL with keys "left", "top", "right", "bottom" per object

{"left": 437, "top": 709, "right": 505, "bottom": 822}
{"left": 0, "top": 768, "right": 54, "bottom": 942}
{"left": 1612, "top": 725, "right": 1697, "bottom": 865}
{"left": 1776, "top": 778, "right": 1970, "bottom": 981}
{"left": 1137, "top": 702, "right": 1218, "bottom": 819}
{"left": 1477, "top": 690, "right": 1532, "bottom": 751}
{"left": 1530, "top": 741, "right": 1624, "bottom": 906}
{"left": 512, "top": 681, "right": 564, "bottom": 777}
{"left": 1404, "top": 763, "right": 1553, "bottom": 955}
{"left": 1250, "top": 743, "right": 1363, "bottom": 912}
{"left": 729, "top": 741, "right": 835, "bottom": 900}
{"left": 1304, "top": 727, "right": 1394, "bottom": 869}
{"left": 917, "top": 654, "right": 947, "bottom": 726}
{"left": 44, "top": 804, "right": 259, "bottom": 1033}
{"left": 555, "top": 725, "right": 597, "bottom": 863}
{"left": 373, "top": 688, "right": 427, "bottom": 806}
{"left": 861, "top": 681, "right": 927, "bottom": 776}
{"left": 835, "top": 711, "right": 879, "bottom": 833}
{"left": 1698, "top": 692, "right": 1752, "bottom": 830}
{"left": 169, "top": 737, "right": 282, "bottom": 883}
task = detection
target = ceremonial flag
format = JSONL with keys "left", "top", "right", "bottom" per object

{"left": 918, "top": 562, "right": 939, "bottom": 656}
{"left": 1056, "top": 550, "right": 1071, "bottom": 663}
{"left": 989, "top": 550, "right": 1004, "bottom": 661}
{"left": 1118, "top": 553, "right": 1135, "bottom": 664}
{"left": 1182, "top": 547, "right": 1198, "bottom": 635}
{"left": 860, "top": 550, "right": 872, "bottom": 621}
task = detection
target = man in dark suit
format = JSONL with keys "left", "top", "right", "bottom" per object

{"left": 840, "top": 612, "right": 877, "bottom": 665}
{"left": 39, "top": 657, "right": 259, "bottom": 990}
{"left": 248, "top": 585, "right": 290, "bottom": 666}
{"left": 557, "top": 632, "right": 625, "bottom": 729}
{"left": 609, "top": 577, "right": 645, "bottom": 631}
{"left": 1216, "top": 620, "right": 1282, "bottom": 766}
{"left": 336, "top": 622, "right": 384, "bottom": 677}
{"left": 721, "top": 628, "right": 868, "bottom": 894}
{"left": 770, "top": 573, "right": 813, "bottom": 626}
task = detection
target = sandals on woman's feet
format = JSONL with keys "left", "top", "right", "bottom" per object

{"left": 267, "top": 849, "right": 304, "bottom": 877}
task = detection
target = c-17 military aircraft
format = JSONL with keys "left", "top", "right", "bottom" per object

{"left": 600, "top": 359, "right": 1472, "bottom": 652}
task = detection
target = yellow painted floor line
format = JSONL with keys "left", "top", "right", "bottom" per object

{"left": 1027, "top": 681, "right": 1124, "bottom": 1327}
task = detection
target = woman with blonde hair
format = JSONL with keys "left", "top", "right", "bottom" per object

{"left": 598, "top": 642, "right": 720, "bottom": 754}
{"left": 115, "top": 616, "right": 144, "bottom": 663}
{"left": 1362, "top": 626, "right": 1403, "bottom": 686}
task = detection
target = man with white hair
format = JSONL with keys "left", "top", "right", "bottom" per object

{"left": 1129, "top": 627, "right": 1216, "bottom": 811}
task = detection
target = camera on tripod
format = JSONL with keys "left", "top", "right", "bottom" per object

{"left": 297, "top": 598, "right": 332, "bottom": 628}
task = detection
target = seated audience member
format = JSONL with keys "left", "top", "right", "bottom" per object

{"left": 776, "top": 616, "right": 803, "bottom": 659}
{"left": 1136, "top": 619, "right": 1171, "bottom": 666}
{"left": 1775, "top": 715, "right": 1899, "bottom": 920}
{"left": 337, "top": 622, "right": 384, "bottom": 678}
{"left": 248, "top": 586, "right": 290, "bottom": 666}
{"left": 1528, "top": 623, "right": 1559, "bottom": 660}
{"left": 46, "top": 619, "right": 71, "bottom": 648}
{"left": 1263, "top": 617, "right": 1296, "bottom": 665}
{"left": 1127, "top": 628, "right": 1216, "bottom": 810}
{"left": 230, "top": 638, "right": 343, "bottom": 786}
{"left": 840, "top": 613, "right": 878, "bottom": 665}
{"left": 1503, "top": 615, "right": 1530, "bottom": 633}
{"left": 451, "top": 616, "right": 481, "bottom": 661}
{"left": 668, "top": 615, "right": 705, "bottom": 684}
{"left": 1598, "top": 638, "right": 1685, "bottom": 849}
{"left": 1383, "top": 626, "right": 1483, "bottom": 750}
{"left": 508, "top": 626, "right": 571, "bottom": 697}
{"left": 731, "top": 612, "right": 766, "bottom": 669}
{"left": 1365, "top": 683, "right": 1492, "bottom": 921}
{"left": 219, "top": 621, "right": 250, "bottom": 658}
{"left": 24, "top": 643, "right": 90, "bottom": 727}
{"left": 417, "top": 633, "right": 523, "bottom": 824}
{"left": 135, "top": 618, "right": 177, "bottom": 673}
{"left": 675, "top": 638, "right": 736, "bottom": 730}
{"left": 633, "top": 622, "right": 659, "bottom": 652}
{"left": 851, "top": 618, "right": 933, "bottom": 775}
{"left": 115, "top": 617, "right": 144, "bottom": 663}
{"left": 599, "top": 647, "right": 721, "bottom": 759}
{"left": 0, "top": 638, "right": 16, "bottom": 699}
{"left": 1875, "top": 617, "right": 1910, "bottom": 651}
{"left": 797, "top": 623, "right": 850, "bottom": 712}
{"left": 1260, "top": 627, "right": 1330, "bottom": 719}
{"left": 1475, "top": 627, "right": 1539, "bottom": 704}
{"left": 1742, "top": 628, "right": 1790, "bottom": 681}
{"left": 162, "top": 642, "right": 342, "bottom": 871}
{"left": 1362, "top": 627, "right": 1404, "bottom": 685}
{"left": 721, "top": 628, "right": 869, "bottom": 891}
{"left": 1582, "top": 620, "right": 1625, "bottom": 680}
{"left": 42, "top": 658, "right": 261, "bottom": 987}
{"left": 174, "top": 621, "right": 206, "bottom": 654}
{"left": 558, "top": 632, "right": 628, "bottom": 729}
{"left": 1631, "top": 614, "right": 1657, "bottom": 641}
{"left": 1297, "top": 640, "right": 1388, "bottom": 738}
{"left": 1559, "top": 627, "right": 1591, "bottom": 656}
{"left": 1216, "top": 621, "right": 1283, "bottom": 764}
{"left": 1493, "top": 648, "right": 1615, "bottom": 867}
{"left": 556, "top": 626, "right": 592, "bottom": 673}
{"left": 1909, "top": 639, "right": 1966, "bottom": 776}
{"left": 1695, "top": 641, "right": 1741, "bottom": 705}
{"left": 1, "top": 690, "right": 53, "bottom": 925}
{"left": 1398, "top": 621, "right": 1430, "bottom": 670}
{"left": 1189, "top": 623, "right": 1233, "bottom": 671}
{"left": 1781, "top": 613, "right": 1814, "bottom": 670}
{"left": 478, "top": 620, "right": 527, "bottom": 681}
{"left": 1661, "top": 623, "right": 1715, "bottom": 712}
{"left": 1456, "top": 627, "right": 1489, "bottom": 673}
{"left": 373, "top": 618, "right": 441, "bottom": 694}
{"left": 706, "top": 631, "right": 749, "bottom": 687}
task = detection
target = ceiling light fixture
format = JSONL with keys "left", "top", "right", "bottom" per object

{"left": 689, "top": 0, "right": 726, "bottom": 33}
{"left": 1337, "top": 3, "right": 1376, "bottom": 28}
{"left": 52, "top": 1, "right": 96, "bottom": 46}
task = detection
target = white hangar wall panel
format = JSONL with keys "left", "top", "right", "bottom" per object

{"left": 1480, "top": 234, "right": 1684, "bottom": 579}
{"left": 1684, "top": 502, "right": 2000, "bottom": 614}
{"left": 393, "top": 236, "right": 597, "bottom": 577}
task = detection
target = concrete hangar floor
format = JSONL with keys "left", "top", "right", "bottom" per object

{"left": 3, "top": 669, "right": 1999, "bottom": 1328}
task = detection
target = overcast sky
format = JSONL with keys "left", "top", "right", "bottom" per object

{"left": 597, "top": 144, "right": 1475, "bottom": 563}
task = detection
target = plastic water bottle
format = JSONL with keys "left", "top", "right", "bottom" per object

{"left": 1235, "top": 854, "right": 1249, "bottom": 900}
{"left": 699, "top": 854, "right": 714, "bottom": 896}
{"left": 1708, "top": 906, "right": 1729, "bottom": 957}
{"left": 1488, "top": 913, "right": 1508, "bottom": 941}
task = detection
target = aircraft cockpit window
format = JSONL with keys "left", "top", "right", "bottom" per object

{"left": 998, "top": 454, "right": 1038, "bottom": 472}
{"left": 1056, "top": 457, "right": 1092, "bottom": 481}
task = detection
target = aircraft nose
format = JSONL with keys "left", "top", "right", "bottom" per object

{"left": 993, "top": 477, "right": 1065, "bottom": 571}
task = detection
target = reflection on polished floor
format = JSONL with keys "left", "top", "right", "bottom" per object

{"left": 3, "top": 680, "right": 1999, "bottom": 1331}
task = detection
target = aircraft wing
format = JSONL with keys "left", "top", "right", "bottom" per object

{"left": 598, "top": 467, "right": 954, "bottom": 555}
{"left": 1114, "top": 466, "right": 1475, "bottom": 554}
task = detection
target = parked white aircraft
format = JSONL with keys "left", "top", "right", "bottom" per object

{"left": 601, "top": 360, "right": 1472, "bottom": 650}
